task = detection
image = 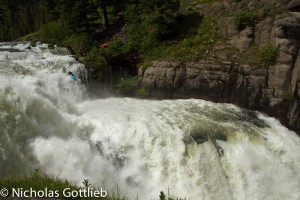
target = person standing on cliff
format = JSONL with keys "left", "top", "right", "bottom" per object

{"left": 79, "top": 45, "right": 86, "bottom": 57}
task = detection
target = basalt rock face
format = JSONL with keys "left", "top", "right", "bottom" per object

{"left": 138, "top": 0, "right": 300, "bottom": 134}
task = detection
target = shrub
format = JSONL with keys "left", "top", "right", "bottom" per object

{"left": 124, "top": 0, "right": 180, "bottom": 54}
{"left": 116, "top": 76, "right": 138, "bottom": 94}
{"left": 259, "top": 44, "right": 278, "bottom": 65}
{"left": 39, "top": 22, "right": 70, "bottom": 44}
{"left": 262, "top": 7, "right": 287, "bottom": 17}
{"left": 84, "top": 47, "right": 110, "bottom": 81}
{"left": 159, "top": 191, "right": 166, "bottom": 200}
{"left": 103, "top": 38, "right": 129, "bottom": 59}
{"left": 84, "top": 48, "right": 109, "bottom": 68}
{"left": 234, "top": 11, "right": 252, "bottom": 30}
{"left": 30, "top": 40, "right": 37, "bottom": 47}
{"left": 165, "top": 17, "right": 217, "bottom": 59}
{"left": 136, "top": 87, "right": 148, "bottom": 98}
{"left": 63, "top": 33, "right": 93, "bottom": 56}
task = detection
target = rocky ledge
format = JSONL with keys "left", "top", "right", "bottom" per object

{"left": 138, "top": 0, "right": 300, "bottom": 135}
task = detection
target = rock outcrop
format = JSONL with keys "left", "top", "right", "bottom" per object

{"left": 138, "top": 0, "right": 300, "bottom": 134}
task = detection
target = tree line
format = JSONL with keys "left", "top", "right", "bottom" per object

{"left": 0, "top": 0, "right": 54, "bottom": 41}
{"left": 0, "top": 0, "right": 180, "bottom": 42}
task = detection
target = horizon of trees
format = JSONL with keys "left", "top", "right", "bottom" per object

{"left": 0, "top": 0, "right": 180, "bottom": 42}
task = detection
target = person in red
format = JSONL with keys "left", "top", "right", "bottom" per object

{"left": 99, "top": 43, "right": 109, "bottom": 48}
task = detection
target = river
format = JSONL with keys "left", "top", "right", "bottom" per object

{"left": 0, "top": 42, "right": 300, "bottom": 200}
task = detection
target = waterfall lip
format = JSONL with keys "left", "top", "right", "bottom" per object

{"left": 0, "top": 42, "right": 30, "bottom": 51}
{"left": 0, "top": 48, "right": 23, "bottom": 52}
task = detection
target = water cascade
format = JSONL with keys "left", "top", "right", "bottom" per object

{"left": 0, "top": 42, "right": 300, "bottom": 200}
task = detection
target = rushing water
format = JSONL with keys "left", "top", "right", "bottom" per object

{"left": 0, "top": 42, "right": 300, "bottom": 200}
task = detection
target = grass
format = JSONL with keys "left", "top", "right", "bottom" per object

{"left": 261, "top": 6, "right": 288, "bottom": 18}
{"left": 63, "top": 33, "right": 94, "bottom": 57}
{"left": 15, "top": 32, "right": 39, "bottom": 42}
{"left": 0, "top": 170, "right": 127, "bottom": 200}
{"left": 259, "top": 44, "right": 278, "bottom": 66}
{"left": 234, "top": 11, "right": 253, "bottom": 30}
{"left": 136, "top": 87, "right": 148, "bottom": 98}
{"left": 133, "top": 16, "right": 220, "bottom": 62}
{"left": 116, "top": 76, "right": 139, "bottom": 94}
{"left": 0, "top": 171, "right": 183, "bottom": 200}
{"left": 115, "top": 76, "right": 149, "bottom": 98}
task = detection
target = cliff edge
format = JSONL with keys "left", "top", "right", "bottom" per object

{"left": 138, "top": 0, "right": 300, "bottom": 134}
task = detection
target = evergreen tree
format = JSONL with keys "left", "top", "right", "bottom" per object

{"left": 125, "top": 0, "right": 180, "bottom": 40}
{"left": 0, "top": 0, "right": 58, "bottom": 41}
{"left": 100, "top": 0, "right": 109, "bottom": 29}
{"left": 0, "top": 0, "right": 11, "bottom": 41}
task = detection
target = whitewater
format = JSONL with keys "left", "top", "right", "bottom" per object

{"left": 0, "top": 42, "right": 300, "bottom": 200}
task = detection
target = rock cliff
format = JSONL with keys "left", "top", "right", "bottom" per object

{"left": 138, "top": 0, "right": 300, "bottom": 134}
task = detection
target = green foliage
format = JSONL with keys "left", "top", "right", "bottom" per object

{"left": 136, "top": 87, "right": 148, "bottom": 98}
{"left": 125, "top": 8, "right": 218, "bottom": 62}
{"left": 162, "top": 17, "right": 218, "bottom": 59}
{"left": 85, "top": 38, "right": 129, "bottom": 62}
{"left": 84, "top": 47, "right": 110, "bottom": 82}
{"left": 58, "top": 0, "right": 87, "bottom": 32}
{"left": 262, "top": 7, "right": 287, "bottom": 18}
{"left": 138, "top": 61, "right": 153, "bottom": 70}
{"left": 116, "top": 76, "right": 138, "bottom": 94}
{"left": 39, "top": 21, "right": 70, "bottom": 44}
{"left": 169, "top": 11, "right": 203, "bottom": 38}
{"left": 0, "top": 171, "right": 127, "bottom": 200}
{"left": 83, "top": 38, "right": 135, "bottom": 84}
{"left": 159, "top": 191, "right": 166, "bottom": 200}
{"left": 102, "top": 38, "right": 129, "bottom": 59}
{"left": 82, "top": 179, "right": 91, "bottom": 188}
{"left": 70, "top": 0, "right": 91, "bottom": 31}
{"left": 158, "top": 191, "right": 180, "bottom": 200}
{"left": 85, "top": 48, "right": 109, "bottom": 68}
{"left": 234, "top": 11, "right": 253, "bottom": 30}
{"left": 63, "top": 33, "right": 94, "bottom": 56}
{"left": 0, "top": 1, "right": 11, "bottom": 41}
{"left": 58, "top": 0, "right": 125, "bottom": 33}
{"left": 30, "top": 40, "right": 37, "bottom": 47}
{"left": 259, "top": 44, "right": 278, "bottom": 65}
{"left": 0, "top": 171, "right": 78, "bottom": 199}
{"left": 0, "top": 0, "right": 58, "bottom": 41}
{"left": 125, "top": 0, "right": 180, "bottom": 54}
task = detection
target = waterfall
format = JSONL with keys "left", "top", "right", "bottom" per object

{"left": 49, "top": 47, "right": 72, "bottom": 55}
{"left": 0, "top": 42, "right": 300, "bottom": 200}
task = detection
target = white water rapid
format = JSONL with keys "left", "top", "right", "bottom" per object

{"left": 0, "top": 42, "right": 300, "bottom": 200}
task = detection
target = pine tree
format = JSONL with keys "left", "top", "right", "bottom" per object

{"left": 0, "top": 0, "right": 11, "bottom": 41}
